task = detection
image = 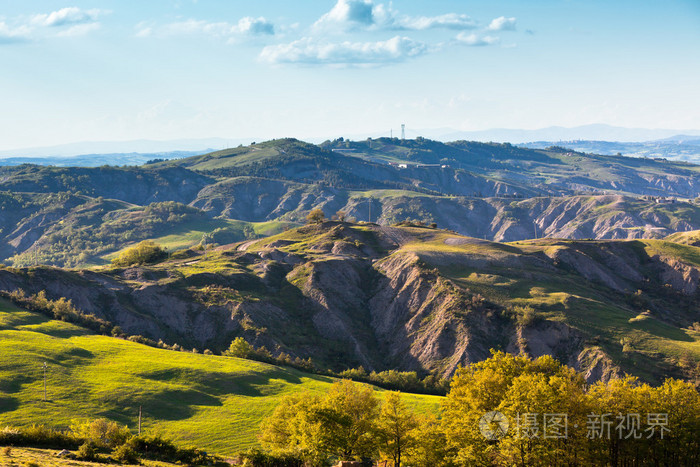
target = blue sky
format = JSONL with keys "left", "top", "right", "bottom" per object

{"left": 0, "top": 0, "right": 699, "bottom": 149}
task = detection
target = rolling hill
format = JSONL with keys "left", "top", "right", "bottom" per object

{"left": 2, "top": 138, "right": 700, "bottom": 268}
{"left": 1, "top": 222, "right": 698, "bottom": 387}
{"left": 0, "top": 298, "right": 440, "bottom": 456}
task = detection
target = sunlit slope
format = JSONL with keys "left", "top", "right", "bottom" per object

{"left": 0, "top": 299, "right": 441, "bottom": 456}
{"left": 396, "top": 232, "right": 700, "bottom": 382}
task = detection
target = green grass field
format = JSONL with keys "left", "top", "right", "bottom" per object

{"left": 0, "top": 300, "right": 441, "bottom": 457}
{"left": 0, "top": 446, "right": 178, "bottom": 467}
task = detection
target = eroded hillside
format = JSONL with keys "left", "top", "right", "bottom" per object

{"left": 1, "top": 223, "right": 698, "bottom": 385}
{"left": 3, "top": 138, "right": 700, "bottom": 268}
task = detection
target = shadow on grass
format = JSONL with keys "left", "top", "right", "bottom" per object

{"left": 0, "top": 395, "right": 19, "bottom": 413}
{"left": 139, "top": 366, "right": 305, "bottom": 399}
{"left": 632, "top": 318, "right": 695, "bottom": 343}
{"left": 133, "top": 389, "right": 222, "bottom": 421}
{"left": 0, "top": 375, "right": 33, "bottom": 394}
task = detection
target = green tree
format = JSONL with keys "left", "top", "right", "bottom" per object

{"left": 260, "top": 380, "right": 380, "bottom": 464}
{"left": 111, "top": 240, "right": 167, "bottom": 267}
{"left": 441, "top": 351, "right": 588, "bottom": 466}
{"left": 258, "top": 392, "right": 325, "bottom": 465}
{"left": 314, "top": 380, "right": 380, "bottom": 461}
{"left": 306, "top": 208, "right": 326, "bottom": 224}
{"left": 335, "top": 210, "right": 348, "bottom": 222}
{"left": 404, "top": 413, "right": 454, "bottom": 467}
{"left": 225, "top": 337, "right": 253, "bottom": 358}
{"left": 377, "top": 391, "right": 418, "bottom": 467}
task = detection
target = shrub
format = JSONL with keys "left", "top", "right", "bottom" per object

{"left": 77, "top": 440, "right": 98, "bottom": 461}
{"left": 225, "top": 337, "right": 253, "bottom": 358}
{"left": 238, "top": 447, "right": 304, "bottom": 467}
{"left": 113, "top": 443, "right": 139, "bottom": 464}
{"left": 2, "top": 446, "right": 11, "bottom": 457}
{"left": 112, "top": 240, "right": 167, "bottom": 267}
{"left": 124, "top": 435, "right": 209, "bottom": 464}
{"left": 305, "top": 208, "right": 326, "bottom": 224}
{"left": 0, "top": 425, "right": 80, "bottom": 449}
{"left": 70, "top": 418, "right": 131, "bottom": 448}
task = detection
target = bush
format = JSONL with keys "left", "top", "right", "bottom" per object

{"left": 112, "top": 240, "right": 167, "bottom": 267}
{"left": 124, "top": 435, "right": 209, "bottom": 465}
{"left": 77, "top": 440, "right": 98, "bottom": 461}
{"left": 225, "top": 337, "right": 253, "bottom": 358}
{"left": 113, "top": 443, "right": 139, "bottom": 464}
{"left": 305, "top": 208, "right": 326, "bottom": 224}
{"left": 0, "top": 424, "right": 80, "bottom": 449}
{"left": 70, "top": 418, "right": 131, "bottom": 448}
{"left": 238, "top": 447, "right": 304, "bottom": 467}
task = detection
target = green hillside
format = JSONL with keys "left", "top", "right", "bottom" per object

{"left": 0, "top": 299, "right": 441, "bottom": 456}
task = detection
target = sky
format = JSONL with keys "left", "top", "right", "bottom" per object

{"left": 0, "top": 0, "right": 699, "bottom": 150}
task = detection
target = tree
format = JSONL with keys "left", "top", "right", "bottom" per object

{"left": 259, "top": 380, "right": 380, "bottom": 464}
{"left": 441, "top": 351, "right": 588, "bottom": 466}
{"left": 111, "top": 240, "right": 167, "bottom": 267}
{"left": 377, "top": 391, "right": 418, "bottom": 467}
{"left": 335, "top": 210, "right": 348, "bottom": 222}
{"left": 306, "top": 208, "right": 326, "bottom": 224}
{"left": 258, "top": 391, "right": 325, "bottom": 465}
{"left": 225, "top": 337, "right": 253, "bottom": 358}
{"left": 314, "top": 380, "right": 380, "bottom": 461}
{"left": 404, "top": 414, "right": 454, "bottom": 467}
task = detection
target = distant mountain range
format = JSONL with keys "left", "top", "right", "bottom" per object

{"left": 425, "top": 124, "right": 700, "bottom": 144}
{"left": 0, "top": 137, "right": 253, "bottom": 159}
{"left": 2, "top": 125, "right": 700, "bottom": 161}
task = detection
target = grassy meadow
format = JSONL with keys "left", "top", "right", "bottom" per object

{"left": 0, "top": 299, "right": 441, "bottom": 456}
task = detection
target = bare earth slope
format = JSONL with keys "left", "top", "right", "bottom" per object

{"left": 1, "top": 223, "right": 698, "bottom": 385}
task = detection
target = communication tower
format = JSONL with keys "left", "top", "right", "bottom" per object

{"left": 401, "top": 124, "right": 405, "bottom": 140}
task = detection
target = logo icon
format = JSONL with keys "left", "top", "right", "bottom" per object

{"left": 479, "top": 411, "right": 509, "bottom": 440}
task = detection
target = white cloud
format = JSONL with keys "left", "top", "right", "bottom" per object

{"left": 315, "top": 0, "right": 375, "bottom": 30}
{"left": 396, "top": 13, "right": 476, "bottom": 31}
{"left": 160, "top": 19, "right": 231, "bottom": 37}
{"left": 259, "top": 35, "right": 428, "bottom": 66}
{"left": 0, "top": 21, "right": 31, "bottom": 43}
{"left": 232, "top": 17, "right": 275, "bottom": 36}
{"left": 55, "top": 22, "right": 100, "bottom": 37}
{"left": 32, "top": 7, "right": 105, "bottom": 27}
{"left": 487, "top": 16, "right": 516, "bottom": 31}
{"left": 456, "top": 33, "right": 500, "bottom": 46}
{"left": 314, "top": 0, "right": 478, "bottom": 32}
{"left": 140, "top": 16, "right": 274, "bottom": 41}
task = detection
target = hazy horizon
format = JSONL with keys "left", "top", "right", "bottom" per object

{"left": 1, "top": 0, "right": 699, "bottom": 150}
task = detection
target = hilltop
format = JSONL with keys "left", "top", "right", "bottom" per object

{"left": 1, "top": 222, "right": 698, "bottom": 385}
{"left": 2, "top": 138, "right": 700, "bottom": 268}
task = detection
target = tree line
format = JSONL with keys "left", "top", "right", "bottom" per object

{"left": 258, "top": 351, "right": 700, "bottom": 467}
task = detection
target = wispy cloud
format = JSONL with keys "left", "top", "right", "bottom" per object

{"left": 32, "top": 7, "right": 106, "bottom": 27}
{"left": 0, "top": 7, "right": 106, "bottom": 44}
{"left": 456, "top": 33, "right": 500, "bottom": 46}
{"left": 396, "top": 13, "right": 477, "bottom": 31}
{"left": 487, "top": 16, "right": 516, "bottom": 31}
{"left": 136, "top": 16, "right": 275, "bottom": 41}
{"left": 56, "top": 22, "right": 101, "bottom": 37}
{"left": 0, "top": 21, "right": 31, "bottom": 44}
{"left": 259, "top": 35, "right": 428, "bottom": 66}
{"left": 313, "top": 0, "right": 478, "bottom": 32}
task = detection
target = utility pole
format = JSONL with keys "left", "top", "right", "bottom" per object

{"left": 43, "top": 362, "right": 47, "bottom": 402}
{"left": 534, "top": 222, "right": 538, "bottom": 240}
{"left": 138, "top": 406, "right": 142, "bottom": 435}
